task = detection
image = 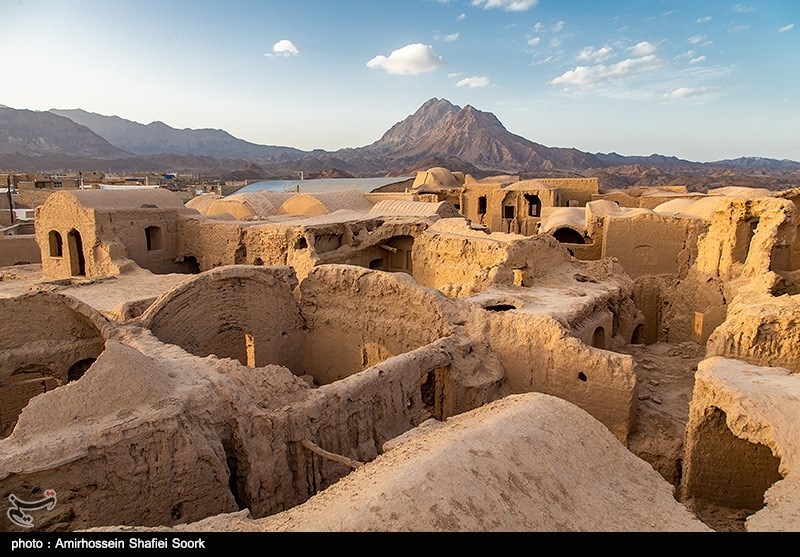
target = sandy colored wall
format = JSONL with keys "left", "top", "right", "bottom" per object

{"left": 299, "top": 265, "right": 455, "bottom": 385}
{"left": 469, "top": 309, "right": 636, "bottom": 444}
{"left": 0, "top": 235, "right": 40, "bottom": 266}
{"left": 412, "top": 219, "right": 572, "bottom": 298}
{"left": 602, "top": 213, "right": 702, "bottom": 279}
{"left": 140, "top": 266, "right": 305, "bottom": 371}
{"left": 538, "top": 178, "right": 598, "bottom": 207}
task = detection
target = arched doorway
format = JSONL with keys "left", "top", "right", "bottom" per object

{"left": 67, "top": 229, "right": 86, "bottom": 276}
{"left": 553, "top": 227, "right": 586, "bottom": 245}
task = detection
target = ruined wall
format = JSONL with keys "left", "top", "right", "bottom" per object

{"left": 679, "top": 357, "right": 793, "bottom": 529}
{"left": 177, "top": 216, "right": 256, "bottom": 271}
{"left": 695, "top": 197, "right": 797, "bottom": 281}
{"left": 706, "top": 292, "right": 800, "bottom": 373}
{"left": 412, "top": 218, "right": 572, "bottom": 298}
{"left": 299, "top": 265, "right": 455, "bottom": 385}
{"left": 0, "top": 292, "right": 109, "bottom": 437}
{"left": 140, "top": 266, "right": 305, "bottom": 371}
{"left": 91, "top": 208, "right": 187, "bottom": 275}
{"left": 467, "top": 309, "right": 636, "bottom": 444}
{"left": 602, "top": 212, "right": 704, "bottom": 279}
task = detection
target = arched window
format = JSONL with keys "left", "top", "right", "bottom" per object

{"left": 48, "top": 231, "right": 63, "bottom": 257}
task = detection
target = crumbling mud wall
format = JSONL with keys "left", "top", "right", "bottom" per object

{"left": 469, "top": 309, "right": 636, "bottom": 444}
{"left": 657, "top": 197, "right": 797, "bottom": 344}
{"left": 178, "top": 214, "right": 431, "bottom": 283}
{"left": 412, "top": 218, "right": 572, "bottom": 297}
{"left": 140, "top": 266, "right": 305, "bottom": 371}
{"left": 679, "top": 357, "right": 799, "bottom": 531}
{"left": 298, "top": 265, "right": 456, "bottom": 385}
{"left": 0, "top": 292, "right": 110, "bottom": 437}
{"left": 706, "top": 290, "right": 800, "bottom": 373}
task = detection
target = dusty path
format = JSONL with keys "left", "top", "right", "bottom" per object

{"left": 620, "top": 340, "right": 749, "bottom": 532}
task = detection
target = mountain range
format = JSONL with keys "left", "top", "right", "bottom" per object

{"left": 2, "top": 99, "right": 799, "bottom": 191}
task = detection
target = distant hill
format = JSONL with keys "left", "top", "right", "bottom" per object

{"left": 50, "top": 108, "right": 306, "bottom": 162}
{"left": 350, "top": 98, "right": 603, "bottom": 174}
{"left": 0, "top": 106, "right": 130, "bottom": 158}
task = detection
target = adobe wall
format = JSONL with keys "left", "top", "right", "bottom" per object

{"left": 679, "top": 357, "right": 799, "bottom": 531}
{"left": 706, "top": 290, "right": 800, "bottom": 373}
{"left": 469, "top": 309, "right": 636, "bottom": 444}
{"left": 538, "top": 178, "right": 598, "bottom": 207}
{"left": 602, "top": 212, "right": 704, "bottom": 279}
{"left": 35, "top": 193, "right": 194, "bottom": 279}
{"left": 140, "top": 266, "right": 305, "bottom": 371}
{"left": 412, "top": 218, "right": 572, "bottom": 298}
{"left": 0, "top": 235, "right": 40, "bottom": 266}
{"left": 298, "top": 265, "right": 456, "bottom": 385}
{"left": 0, "top": 313, "right": 493, "bottom": 530}
{"left": 0, "top": 292, "right": 110, "bottom": 437}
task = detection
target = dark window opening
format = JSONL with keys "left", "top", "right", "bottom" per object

{"left": 369, "top": 258, "right": 385, "bottom": 270}
{"left": 478, "top": 196, "right": 487, "bottom": 215}
{"left": 295, "top": 237, "right": 308, "bottom": 250}
{"left": 578, "top": 372, "right": 587, "bottom": 382}
{"left": 525, "top": 194, "right": 542, "bottom": 217}
{"left": 48, "top": 231, "right": 63, "bottom": 257}
{"left": 503, "top": 205, "right": 515, "bottom": 219}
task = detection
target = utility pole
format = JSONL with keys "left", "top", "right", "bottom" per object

{"left": 6, "top": 175, "right": 14, "bottom": 225}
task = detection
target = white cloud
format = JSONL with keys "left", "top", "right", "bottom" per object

{"left": 629, "top": 41, "right": 657, "bottom": 56}
{"left": 729, "top": 25, "right": 749, "bottom": 32}
{"left": 779, "top": 23, "right": 795, "bottom": 33}
{"left": 456, "top": 76, "right": 491, "bottom": 88}
{"left": 548, "top": 54, "right": 662, "bottom": 87}
{"left": 552, "top": 20, "right": 565, "bottom": 33}
{"left": 443, "top": 33, "right": 460, "bottom": 41}
{"left": 577, "top": 46, "right": 613, "bottom": 62}
{"left": 549, "top": 38, "right": 561, "bottom": 47}
{"left": 471, "top": 0, "right": 538, "bottom": 11}
{"left": 696, "top": 16, "right": 712, "bottom": 23}
{"left": 733, "top": 4, "right": 756, "bottom": 13}
{"left": 266, "top": 39, "right": 299, "bottom": 57}
{"left": 447, "top": 72, "right": 463, "bottom": 78}
{"left": 457, "top": 13, "right": 466, "bottom": 21}
{"left": 533, "top": 22, "right": 545, "bottom": 33}
{"left": 366, "top": 43, "right": 444, "bottom": 75}
{"left": 688, "top": 35, "right": 705, "bottom": 44}
{"left": 663, "top": 87, "right": 708, "bottom": 99}
{"left": 527, "top": 37, "right": 541, "bottom": 46}
{"left": 689, "top": 56, "right": 706, "bottom": 64}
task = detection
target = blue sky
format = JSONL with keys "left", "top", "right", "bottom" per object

{"left": 1, "top": 0, "right": 798, "bottom": 162}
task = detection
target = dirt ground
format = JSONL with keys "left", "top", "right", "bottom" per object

{"left": 621, "top": 340, "right": 749, "bottom": 532}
